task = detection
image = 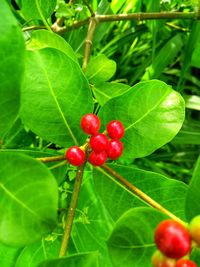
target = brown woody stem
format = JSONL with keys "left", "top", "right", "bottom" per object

{"left": 82, "top": 17, "right": 98, "bottom": 71}
{"left": 100, "top": 164, "right": 186, "bottom": 225}
{"left": 59, "top": 163, "right": 86, "bottom": 257}
{"left": 83, "top": 0, "right": 95, "bottom": 17}
{"left": 51, "top": 11, "right": 199, "bottom": 34}
{"left": 96, "top": 12, "right": 198, "bottom": 22}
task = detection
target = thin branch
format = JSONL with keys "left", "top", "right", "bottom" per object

{"left": 48, "top": 161, "right": 67, "bottom": 170}
{"left": 52, "top": 17, "right": 90, "bottom": 34}
{"left": 37, "top": 155, "right": 66, "bottom": 163}
{"left": 22, "top": 25, "right": 47, "bottom": 32}
{"left": 23, "top": 12, "right": 200, "bottom": 34}
{"left": 52, "top": 11, "right": 200, "bottom": 34}
{"left": 82, "top": 17, "right": 98, "bottom": 71}
{"left": 59, "top": 163, "right": 86, "bottom": 257}
{"left": 96, "top": 12, "right": 199, "bottom": 22}
{"left": 100, "top": 164, "right": 186, "bottom": 226}
{"left": 83, "top": 0, "right": 95, "bottom": 17}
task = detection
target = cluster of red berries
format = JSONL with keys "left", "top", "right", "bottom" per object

{"left": 152, "top": 215, "right": 200, "bottom": 267}
{"left": 65, "top": 114, "right": 124, "bottom": 166}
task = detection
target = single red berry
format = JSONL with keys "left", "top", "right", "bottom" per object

{"left": 176, "top": 259, "right": 198, "bottom": 267}
{"left": 154, "top": 220, "right": 191, "bottom": 259}
{"left": 88, "top": 151, "right": 107, "bottom": 166}
{"left": 80, "top": 114, "right": 100, "bottom": 135}
{"left": 106, "top": 139, "right": 123, "bottom": 160}
{"left": 90, "top": 133, "right": 108, "bottom": 152}
{"left": 151, "top": 250, "right": 176, "bottom": 267}
{"left": 65, "top": 146, "right": 86, "bottom": 166}
{"left": 189, "top": 215, "right": 200, "bottom": 246}
{"left": 106, "top": 120, "right": 125, "bottom": 139}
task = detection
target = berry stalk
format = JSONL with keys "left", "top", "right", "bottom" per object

{"left": 100, "top": 163, "right": 185, "bottom": 225}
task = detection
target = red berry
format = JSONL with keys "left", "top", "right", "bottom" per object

{"left": 80, "top": 114, "right": 100, "bottom": 135}
{"left": 189, "top": 215, "right": 200, "bottom": 246}
{"left": 176, "top": 259, "right": 198, "bottom": 267}
{"left": 90, "top": 133, "right": 108, "bottom": 152}
{"left": 152, "top": 250, "right": 176, "bottom": 267}
{"left": 154, "top": 220, "right": 191, "bottom": 259}
{"left": 66, "top": 146, "right": 86, "bottom": 166}
{"left": 106, "top": 139, "right": 123, "bottom": 160}
{"left": 88, "top": 151, "right": 107, "bottom": 166}
{"left": 106, "top": 120, "right": 124, "bottom": 139}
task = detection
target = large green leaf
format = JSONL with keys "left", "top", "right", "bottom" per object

{"left": 21, "top": 0, "right": 56, "bottom": 19}
{"left": 38, "top": 252, "right": 99, "bottom": 267}
{"left": 0, "top": 0, "right": 25, "bottom": 139}
{"left": 0, "top": 148, "right": 68, "bottom": 185}
{"left": 85, "top": 54, "right": 117, "bottom": 83}
{"left": 93, "top": 82, "right": 130, "bottom": 106}
{"left": 185, "top": 155, "right": 200, "bottom": 220}
{"left": 0, "top": 242, "right": 21, "bottom": 267}
{"left": 15, "top": 239, "right": 61, "bottom": 267}
{"left": 107, "top": 207, "right": 167, "bottom": 267}
{"left": 0, "top": 152, "right": 58, "bottom": 246}
{"left": 20, "top": 48, "right": 93, "bottom": 147}
{"left": 27, "top": 30, "right": 78, "bottom": 63}
{"left": 94, "top": 164, "right": 187, "bottom": 221}
{"left": 98, "top": 80, "right": 185, "bottom": 159}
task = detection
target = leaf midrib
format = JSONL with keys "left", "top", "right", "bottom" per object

{"left": 125, "top": 89, "right": 171, "bottom": 131}
{"left": 0, "top": 183, "right": 41, "bottom": 220}
{"left": 36, "top": 51, "right": 78, "bottom": 145}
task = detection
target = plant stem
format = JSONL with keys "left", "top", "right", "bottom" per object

{"left": 37, "top": 155, "right": 66, "bottom": 163}
{"left": 100, "top": 164, "right": 185, "bottom": 225}
{"left": 22, "top": 25, "right": 47, "bottom": 32}
{"left": 59, "top": 163, "right": 86, "bottom": 257}
{"left": 96, "top": 12, "right": 198, "bottom": 22}
{"left": 82, "top": 17, "right": 98, "bottom": 71}
{"left": 52, "top": 17, "right": 90, "bottom": 34}
{"left": 52, "top": 11, "right": 200, "bottom": 34}
{"left": 83, "top": 0, "right": 95, "bottom": 17}
{"left": 48, "top": 161, "right": 67, "bottom": 170}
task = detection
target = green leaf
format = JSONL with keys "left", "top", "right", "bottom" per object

{"left": 38, "top": 252, "right": 99, "bottom": 267}
{"left": 0, "top": 148, "right": 67, "bottom": 184}
{"left": 0, "top": 242, "right": 21, "bottom": 267}
{"left": 85, "top": 54, "right": 117, "bottom": 83}
{"left": 15, "top": 239, "right": 61, "bottom": 267}
{"left": 94, "top": 164, "right": 187, "bottom": 221}
{"left": 20, "top": 48, "right": 93, "bottom": 147}
{"left": 0, "top": 152, "right": 58, "bottom": 246}
{"left": 0, "top": 0, "right": 25, "bottom": 139}
{"left": 27, "top": 30, "right": 78, "bottom": 64}
{"left": 142, "top": 34, "right": 183, "bottom": 80}
{"left": 107, "top": 207, "right": 167, "bottom": 267}
{"left": 20, "top": 0, "right": 56, "bottom": 19}
{"left": 185, "top": 155, "right": 200, "bottom": 220}
{"left": 93, "top": 82, "right": 130, "bottom": 106}
{"left": 99, "top": 80, "right": 185, "bottom": 159}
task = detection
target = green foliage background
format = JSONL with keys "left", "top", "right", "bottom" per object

{"left": 0, "top": 0, "right": 200, "bottom": 266}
